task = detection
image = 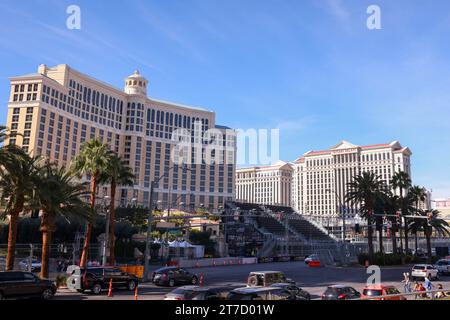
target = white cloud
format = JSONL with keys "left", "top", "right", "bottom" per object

{"left": 325, "top": 0, "right": 350, "bottom": 22}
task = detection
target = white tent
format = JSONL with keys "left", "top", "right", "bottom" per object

{"left": 178, "top": 241, "right": 195, "bottom": 248}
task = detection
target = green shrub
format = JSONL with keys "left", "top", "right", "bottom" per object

{"left": 56, "top": 275, "right": 68, "bottom": 288}
{"left": 358, "top": 253, "right": 411, "bottom": 266}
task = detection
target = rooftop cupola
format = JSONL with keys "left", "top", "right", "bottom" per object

{"left": 124, "top": 70, "right": 148, "bottom": 96}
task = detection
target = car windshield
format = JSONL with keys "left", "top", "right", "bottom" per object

{"left": 413, "top": 266, "right": 426, "bottom": 270}
{"left": 324, "top": 287, "right": 341, "bottom": 295}
{"left": 171, "top": 288, "right": 196, "bottom": 298}
{"left": 363, "top": 289, "right": 382, "bottom": 296}
{"left": 227, "top": 293, "right": 254, "bottom": 300}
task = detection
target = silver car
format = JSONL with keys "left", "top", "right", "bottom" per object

{"left": 164, "top": 286, "right": 200, "bottom": 300}
{"left": 435, "top": 259, "right": 450, "bottom": 275}
{"left": 411, "top": 264, "right": 439, "bottom": 280}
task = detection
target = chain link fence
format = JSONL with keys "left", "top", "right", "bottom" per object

{"left": 0, "top": 243, "right": 103, "bottom": 273}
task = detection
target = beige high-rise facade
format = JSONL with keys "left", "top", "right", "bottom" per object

{"left": 236, "top": 161, "right": 293, "bottom": 206}
{"left": 292, "top": 141, "right": 412, "bottom": 217}
{"left": 5, "top": 64, "right": 236, "bottom": 210}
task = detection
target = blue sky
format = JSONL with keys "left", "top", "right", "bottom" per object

{"left": 0, "top": 0, "right": 450, "bottom": 197}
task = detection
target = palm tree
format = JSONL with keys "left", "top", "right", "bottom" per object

{"left": 346, "top": 172, "right": 387, "bottom": 261}
{"left": 409, "top": 210, "right": 450, "bottom": 263}
{"left": 0, "top": 152, "right": 39, "bottom": 271}
{"left": 103, "top": 152, "right": 134, "bottom": 265}
{"left": 71, "top": 139, "right": 110, "bottom": 267}
{"left": 391, "top": 171, "right": 412, "bottom": 254}
{"left": 408, "top": 186, "right": 427, "bottom": 252}
{"left": 33, "top": 162, "right": 89, "bottom": 278}
{"left": 373, "top": 189, "right": 392, "bottom": 254}
{"left": 382, "top": 193, "right": 400, "bottom": 254}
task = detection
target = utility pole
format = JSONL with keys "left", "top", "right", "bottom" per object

{"left": 327, "top": 189, "right": 346, "bottom": 242}
{"left": 143, "top": 166, "right": 190, "bottom": 282}
{"left": 101, "top": 196, "right": 111, "bottom": 267}
{"left": 143, "top": 181, "right": 154, "bottom": 283}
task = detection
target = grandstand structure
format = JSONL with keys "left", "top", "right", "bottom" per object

{"left": 223, "top": 202, "right": 341, "bottom": 260}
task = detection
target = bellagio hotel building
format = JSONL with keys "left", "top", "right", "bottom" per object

{"left": 5, "top": 64, "right": 236, "bottom": 210}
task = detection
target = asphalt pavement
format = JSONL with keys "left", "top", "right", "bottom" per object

{"left": 55, "top": 261, "right": 450, "bottom": 300}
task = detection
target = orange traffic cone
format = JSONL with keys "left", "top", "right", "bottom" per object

{"left": 108, "top": 278, "right": 113, "bottom": 297}
{"left": 134, "top": 286, "right": 138, "bottom": 301}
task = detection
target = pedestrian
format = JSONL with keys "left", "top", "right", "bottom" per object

{"left": 435, "top": 284, "right": 447, "bottom": 299}
{"left": 402, "top": 272, "right": 412, "bottom": 293}
{"left": 424, "top": 275, "right": 434, "bottom": 298}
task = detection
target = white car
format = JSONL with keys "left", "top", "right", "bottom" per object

{"left": 435, "top": 259, "right": 450, "bottom": 275}
{"left": 304, "top": 254, "right": 320, "bottom": 265}
{"left": 411, "top": 264, "right": 439, "bottom": 280}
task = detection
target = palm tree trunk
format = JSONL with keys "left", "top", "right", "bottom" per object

{"left": 108, "top": 180, "right": 116, "bottom": 266}
{"left": 6, "top": 212, "right": 19, "bottom": 271}
{"left": 80, "top": 176, "right": 97, "bottom": 267}
{"left": 368, "top": 220, "right": 374, "bottom": 261}
{"left": 391, "top": 225, "right": 398, "bottom": 254}
{"left": 404, "top": 218, "right": 409, "bottom": 254}
{"left": 6, "top": 196, "right": 24, "bottom": 271}
{"left": 41, "top": 230, "right": 52, "bottom": 279}
{"left": 426, "top": 231, "right": 432, "bottom": 264}
{"left": 415, "top": 232, "right": 418, "bottom": 252}
{"left": 379, "top": 228, "right": 383, "bottom": 254}
{"left": 399, "top": 227, "right": 404, "bottom": 253}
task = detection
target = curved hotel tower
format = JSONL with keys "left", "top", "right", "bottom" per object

{"left": 6, "top": 64, "right": 236, "bottom": 210}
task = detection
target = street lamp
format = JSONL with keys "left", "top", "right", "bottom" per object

{"left": 101, "top": 196, "right": 111, "bottom": 266}
{"left": 142, "top": 165, "right": 191, "bottom": 282}
{"left": 326, "top": 189, "right": 346, "bottom": 242}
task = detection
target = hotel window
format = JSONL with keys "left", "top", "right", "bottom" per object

{"left": 13, "top": 108, "right": 20, "bottom": 115}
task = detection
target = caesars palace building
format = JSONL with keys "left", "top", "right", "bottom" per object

{"left": 5, "top": 64, "right": 236, "bottom": 210}
{"left": 236, "top": 141, "right": 413, "bottom": 219}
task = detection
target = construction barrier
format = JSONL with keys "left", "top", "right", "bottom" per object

{"left": 108, "top": 278, "right": 113, "bottom": 297}
{"left": 308, "top": 261, "right": 321, "bottom": 268}
{"left": 119, "top": 266, "right": 144, "bottom": 279}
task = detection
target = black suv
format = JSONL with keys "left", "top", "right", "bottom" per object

{"left": 67, "top": 267, "right": 138, "bottom": 295}
{"left": 0, "top": 271, "right": 56, "bottom": 300}
{"left": 151, "top": 267, "right": 198, "bottom": 287}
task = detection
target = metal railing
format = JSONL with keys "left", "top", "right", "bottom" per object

{"left": 355, "top": 288, "right": 450, "bottom": 300}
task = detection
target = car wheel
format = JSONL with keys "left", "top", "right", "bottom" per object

{"left": 127, "top": 280, "right": 137, "bottom": 291}
{"left": 41, "top": 288, "right": 54, "bottom": 300}
{"left": 169, "top": 279, "right": 175, "bottom": 287}
{"left": 191, "top": 276, "right": 198, "bottom": 285}
{"left": 92, "top": 283, "right": 102, "bottom": 295}
{"left": 434, "top": 274, "right": 439, "bottom": 281}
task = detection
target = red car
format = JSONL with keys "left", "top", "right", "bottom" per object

{"left": 362, "top": 285, "right": 406, "bottom": 301}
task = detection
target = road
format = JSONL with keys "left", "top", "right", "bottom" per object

{"left": 55, "top": 261, "right": 450, "bottom": 300}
